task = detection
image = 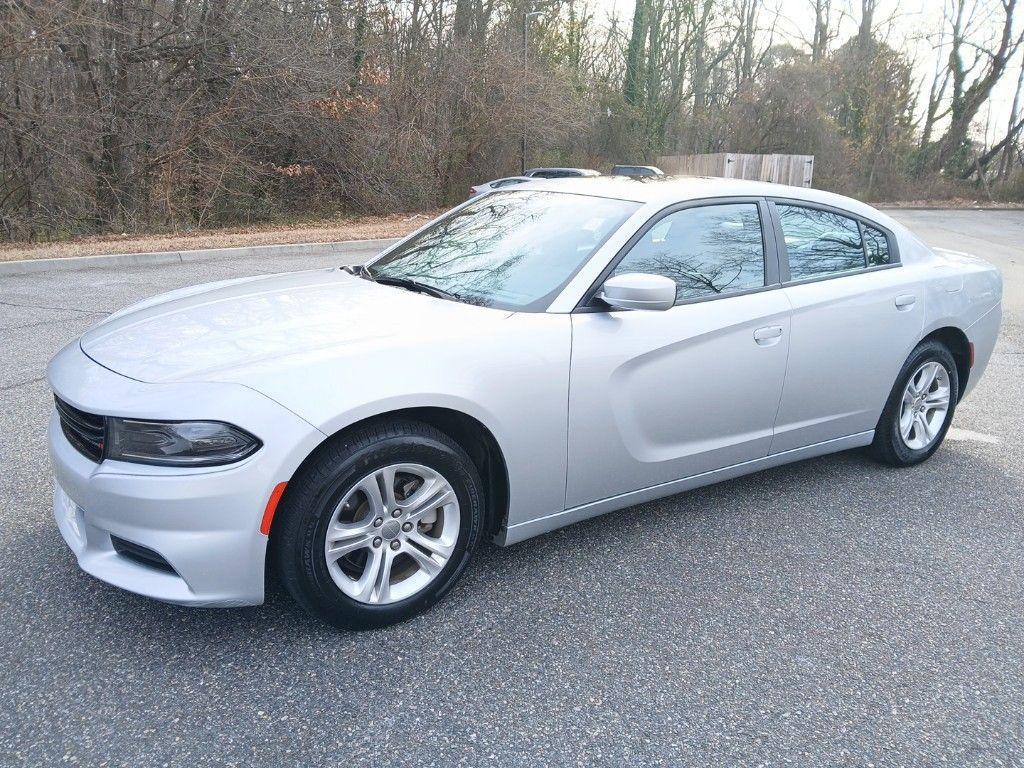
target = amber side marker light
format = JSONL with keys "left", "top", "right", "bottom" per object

{"left": 969, "top": 342, "right": 975, "bottom": 368}
{"left": 260, "top": 482, "right": 288, "bottom": 536}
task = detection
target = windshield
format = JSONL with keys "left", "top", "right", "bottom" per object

{"left": 614, "top": 166, "right": 656, "bottom": 176}
{"left": 368, "top": 190, "right": 640, "bottom": 311}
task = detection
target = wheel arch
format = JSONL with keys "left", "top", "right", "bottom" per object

{"left": 921, "top": 325, "right": 971, "bottom": 400}
{"left": 279, "top": 406, "right": 510, "bottom": 541}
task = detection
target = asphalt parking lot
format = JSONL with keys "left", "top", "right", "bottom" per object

{"left": 1, "top": 209, "right": 1022, "bottom": 766}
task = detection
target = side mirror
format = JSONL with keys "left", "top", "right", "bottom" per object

{"left": 598, "top": 273, "right": 676, "bottom": 311}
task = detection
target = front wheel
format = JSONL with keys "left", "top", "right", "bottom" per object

{"left": 272, "top": 420, "right": 485, "bottom": 629}
{"left": 869, "top": 339, "right": 959, "bottom": 467}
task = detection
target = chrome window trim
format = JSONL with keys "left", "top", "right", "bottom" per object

{"left": 780, "top": 261, "right": 902, "bottom": 289}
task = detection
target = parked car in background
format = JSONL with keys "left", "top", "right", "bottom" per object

{"left": 470, "top": 168, "right": 600, "bottom": 197}
{"left": 469, "top": 176, "right": 532, "bottom": 197}
{"left": 48, "top": 176, "right": 1001, "bottom": 630}
{"left": 524, "top": 167, "right": 601, "bottom": 178}
{"left": 611, "top": 164, "right": 664, "bottom": 177}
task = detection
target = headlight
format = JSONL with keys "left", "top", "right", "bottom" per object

{"left": 106, "top": 419, "right": 261, "bottom": 467}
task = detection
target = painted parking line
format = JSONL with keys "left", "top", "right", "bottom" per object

{"left": 946, "top": 427, "right": 1001, "bottom": 444}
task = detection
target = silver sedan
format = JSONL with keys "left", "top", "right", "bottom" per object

{"left": 48, "top": 176, "right": 1002, "bottom": 628}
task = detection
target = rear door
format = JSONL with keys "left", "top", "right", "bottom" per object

{"left": 768, "top": 200, "right": 924, "bottom": 453}
{"left": 566, "top": 198, "right": 791, "bottom": 508}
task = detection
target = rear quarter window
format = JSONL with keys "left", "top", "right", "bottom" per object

{"left": 863, "top": 224, "right": 892, "bottom": 266}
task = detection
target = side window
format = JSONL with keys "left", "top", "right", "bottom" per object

{"left": 863, "top": 224, "right": 892, "bottom": 266}
{"left": 777, "top": 204, "right": 865, "bottom": 280}
{"left": 612, "top": 203, "right": 766, "bottom": 303}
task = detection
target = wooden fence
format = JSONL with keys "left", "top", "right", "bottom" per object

{"left": 655, "top": 153, "right": 815, "bottom": 187}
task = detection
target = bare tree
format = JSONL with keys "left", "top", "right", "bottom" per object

{"left": 3, "top": 0, "right": 1024, "bottom": 242}
{"left": 922, "top": 0, "right": 1024, "bottom": 173}
{"left": 996, "top": 57, "right": 1024, "bottom": 179}
{"left": 810, "top": 0, "right": 836, "bottom": 62}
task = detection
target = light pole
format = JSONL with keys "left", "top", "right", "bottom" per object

{"left": 521, "top": 9, "right": 543, "bottom": 175}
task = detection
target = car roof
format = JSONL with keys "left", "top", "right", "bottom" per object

{"left": 513, "top": 175, "right": 898, "bottom": 228}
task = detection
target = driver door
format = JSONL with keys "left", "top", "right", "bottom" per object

{"left": 565, "top": 199, "right": 791, "bottom": 508}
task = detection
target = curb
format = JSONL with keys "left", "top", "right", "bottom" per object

{"left": 880, "top": 206, "right": 1024, "bottom": 212}
{"left": 0, "top": 237, "right": 398, "bottom": 277}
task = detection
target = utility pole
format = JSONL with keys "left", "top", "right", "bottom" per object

{"left": 521, "top": 10, "right": 543, "bottom": 175}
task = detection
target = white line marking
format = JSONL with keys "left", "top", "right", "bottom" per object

{"left": 946, "top": 427, "right": 1001, "bottom": 444}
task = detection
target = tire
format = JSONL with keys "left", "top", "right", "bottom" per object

{"left": 869, "top": 339, "right": 959, "bottom": 467}
{"left": 271, "top": 419, "right": 485, "bottom": 630}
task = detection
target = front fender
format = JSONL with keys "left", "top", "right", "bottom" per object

{"left": 238, "top": 312, "right": 574, "bottom": 538}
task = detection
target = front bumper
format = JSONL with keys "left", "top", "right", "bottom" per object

{"left": 48, "top": 341, "right": 324, "bottom": 607}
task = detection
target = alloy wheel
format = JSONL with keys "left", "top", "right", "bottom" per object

{"left": 323, "top": 463, "right": 460, "bottom": 605}
{"left": 898, "top": 361, "right": 951, "bottom": 451}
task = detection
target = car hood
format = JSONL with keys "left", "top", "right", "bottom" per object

{"left": 80, "top": 269, "right": 509, "bottom": 383}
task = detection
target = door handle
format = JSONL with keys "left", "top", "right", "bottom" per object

{"left": 894, "top": 294, "right": 917, "bottom": 311}
{"left": 753, "top": 325, "right": 784, "bottom": 346}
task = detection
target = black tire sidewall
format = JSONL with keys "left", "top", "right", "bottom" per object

{"left": 276, "top": 426, "right": 483, "bottom": 629}
{"left": 875, "top": 341, "right": 959, "bottom": 466}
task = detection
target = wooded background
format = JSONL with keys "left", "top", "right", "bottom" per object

{"left": 2, "top": 0, "right": 1024, "bottom": 242}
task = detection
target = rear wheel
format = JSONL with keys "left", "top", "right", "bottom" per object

{"left": 869, "top": 340, "right": 959, "bottom": 467}
{"left": 272, "top": 419, "right": 484, "bottom": 629}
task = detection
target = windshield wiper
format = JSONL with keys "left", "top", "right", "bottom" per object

{"left": 343, "top": 264, "right": 461, "bottom": 301}
{"left": 373, "top": 276, "right": 461, "bottom": 302}
{"left": 341, "top": 263, "right": 375, "bottom": 280}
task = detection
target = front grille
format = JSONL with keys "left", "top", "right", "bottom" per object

{"left": 55, "top": 396, "right": 106, "bottom": 462}
{"left": 110, "top": 535, "right": 176, "bottom": 574}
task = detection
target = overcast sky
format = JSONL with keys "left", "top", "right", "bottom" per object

{"left": 590, "top": 0, "right": 1024, "bottom": 144}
